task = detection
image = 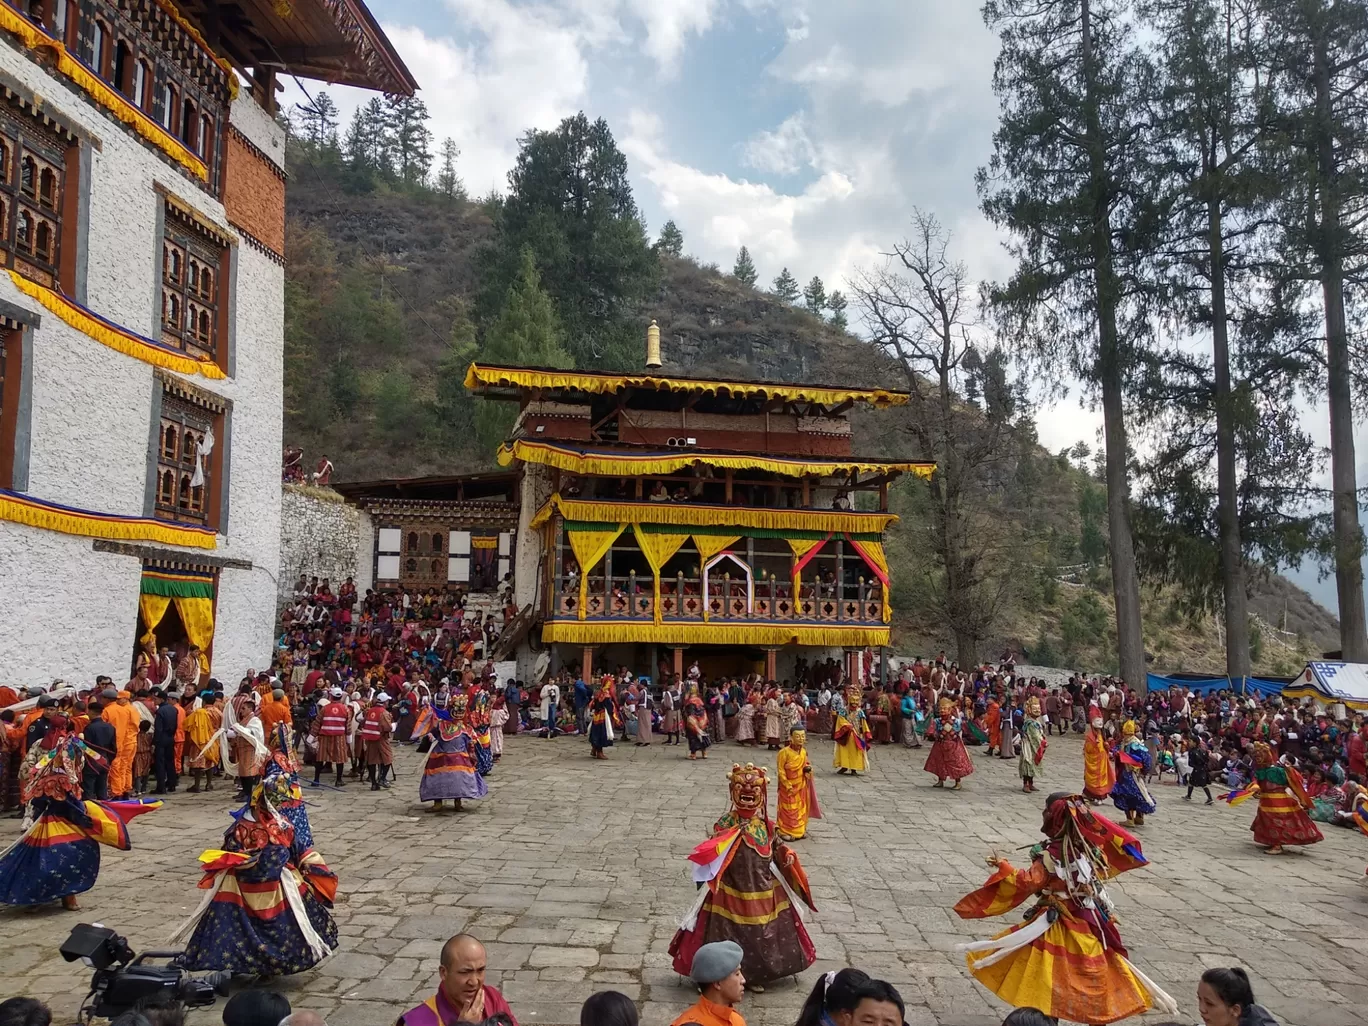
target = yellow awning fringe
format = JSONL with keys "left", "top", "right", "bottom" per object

{"left": 530, "top": 494, "right": 897, "bottom": 534}
{"left": 466, "top": 362, "right": 910, "bottom": 407}
{"left": 0, "top": 7, "right": 209, "bottom": 180}
{"left": 540, "top": 620, "right": 890, "bottom": 648}
{"left": 499, "top": 439, "right": 933, "bottom": 481}
{"left": 7, "top": 271, "right": 227, "bottom": 379}
{"left": 0, "top": 492, "right": 217, "bottom": 549}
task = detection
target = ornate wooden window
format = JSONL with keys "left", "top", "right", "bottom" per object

{"left": 155, "top": 394, "right": 212, "bottom": 525}
{"left": 160, "top": 200, "right": 226, "bottom": 363}
{"left": 0, "top": 104, "right": 68, "bottom": 288}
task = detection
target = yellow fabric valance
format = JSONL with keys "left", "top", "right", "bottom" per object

{"left": 631, "top": 525, "right": 690, "bottom": 624}
{"left": 499, "top": 438, "right": 933, "bottom": 481}
{"left": 0, "top": 7, "right": 210, "bottom": 180}
{"left": 541, "top": 619, "right": 890, "bottom": 648}
{"left": 466, "top": 362, "right": 910, "bottom": 407}
{"left": 7, "top": 271, "right": 227, "bottom": 379}
{"left": 693, "top": 533, "right": 741, "bottom": 565}
{"left": 531, "top": 494, "right": 897, "bottom": 535}
{"left": 0, "top": 487, "right": 217, "bottom": 549}
{"left": 566, "top": 524, "right": 625, "bottom": 620}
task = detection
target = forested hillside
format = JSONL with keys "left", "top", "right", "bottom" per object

{"left": 279, "top": 99, "right": 1338, "bottom": 676}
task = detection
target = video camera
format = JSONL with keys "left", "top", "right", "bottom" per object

{"left": 60, "top": 923, "right": 229, "bottom": 1022}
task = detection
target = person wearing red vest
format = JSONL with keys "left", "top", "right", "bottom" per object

{"left": 361, "top": 695, "right": 394, "bottom": 791}
{"left": 311, "top": 688, "right": 351, "bottom": 787}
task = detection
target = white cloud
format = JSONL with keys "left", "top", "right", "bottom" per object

{"left": 741, "top": 114, "right": 813, "bottom": 175}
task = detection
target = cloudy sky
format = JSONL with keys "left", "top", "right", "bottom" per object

{"left": 286, "top": 0, "right": 1357, "bottom": 616}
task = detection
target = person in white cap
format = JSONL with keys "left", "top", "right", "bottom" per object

{"left": 671, "top": 940, "right": 746, "bottom": 1026}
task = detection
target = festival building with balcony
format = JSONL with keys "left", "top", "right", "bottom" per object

{"left": 464, "top": 323, "right": 934, "bottom": 682}
{"left": 0, "top": 0, "right": 413, "bottom": 684}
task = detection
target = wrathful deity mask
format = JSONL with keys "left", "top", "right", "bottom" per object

{"left": 728, "top": 762, "right": 769, "bottom": 819}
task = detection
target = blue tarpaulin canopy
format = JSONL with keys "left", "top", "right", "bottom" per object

{"left": 1145, "top": 673, "right": 1288, "bottom": 698}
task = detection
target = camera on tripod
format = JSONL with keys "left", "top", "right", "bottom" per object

{"left": 60, "top": 923, "right": 229, "bottom": 1022}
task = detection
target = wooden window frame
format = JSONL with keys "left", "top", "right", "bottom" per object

{"left": 159, "top": 201, "right": 227, "bottom": 369}
{"left": 88, "top": 18, "right": 110, "bottom": 80}
{"left": 0, "top": 102, "right": 76, "bottom": 293}
{"left": 0, "top": 326, "right": 21, "bottom": 489}
{"left": 154, "top": 390, "right": 223, "bottom": 531}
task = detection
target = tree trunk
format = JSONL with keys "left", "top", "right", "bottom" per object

{"left": 1313, "top": 33, "right": 1368, "bottom": 660}
{"left": 1082, "top": 0, "right": 1146, "bottom": 689}
{"left": 1208, "top": 196, "right": 1251, "bottom": 677}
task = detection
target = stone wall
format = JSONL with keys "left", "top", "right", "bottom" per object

{"left": 278, "top": 485, "right": 360, "bottom": 607}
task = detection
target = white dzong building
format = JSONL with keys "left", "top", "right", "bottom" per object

{"left": 0, "top": 0, "right": 414, "bottom": 685}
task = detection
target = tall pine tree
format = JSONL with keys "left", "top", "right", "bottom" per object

{"left": 478, "top": 113, "right": 658, "bottom": 370}
{"left": 980, "top": 0, "right": 1155, "bottom": 688}
{"left": 827, "top": 290, "right": 849, "bottom": 330}
{"left": 733, "top": 246, "right": 758, "bottom": 287}
{"left": 1259, "top": 0, "right": 1368, "bottom": 659}
{"left": 772, "top": 267, "right": 800, "bottom": 303}
{"left": 478, "top": 247, "right": 574, "bottom": 452}
{"left": 436, "top": 138, "right": 465, "bottom": 200}
{"left": 656, "top": 220, "right": 684, "bottom": 257}
{"left": 388, "top": 96, "right": 434, "bottom": 187}
{"left": 803, "top": 276, "right": 826, "bottom": 314}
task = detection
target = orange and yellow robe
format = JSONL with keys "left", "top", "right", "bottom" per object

{"left": 1083, "top": 724, "right": 1116, "bottom": 799}
{"left": 775, "top": 744, "right": 821, "bottom": 840}
{"left": 953, "top": 828, "right": 1174, "bottom": 1024}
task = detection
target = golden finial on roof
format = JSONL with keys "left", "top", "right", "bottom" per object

{"left": 646, "top": 319, "right": 662, "bottom": 369}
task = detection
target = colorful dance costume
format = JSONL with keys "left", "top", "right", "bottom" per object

{"left": 924, "top": 698, "right": 975, "bottom": 786}
{"left": 684, "top": 689, "right": 711, "bottom": 760}
{"left": 775, "top": 728, "right": 821, "bottom": 841}
{"left": 832, "top": 687, "right": 871, "bottom": 774}
{"left": 1220, "top": 742, "right": 1322, "bottom": 852}
{"left": 589, "top": 677, "right": 618, "bottom": 759}
{"left": 1111, "top": 721, "right": 1156, "bottom": 824}
{"left": 417, "top": 695, "right": 488, "bottom": 810}
{"left": 172, "top": 761, "right": 338, "bottom": 976}
{"left": 670, "top": 763, "right": 817, "bottom": 987}
{"left": 1082, "top": 717, "right": 1116, "bottom": 801}
{"left": 1018, "top": 697, "right": 1046, "bottom": 792}
{"left": 954, "top": 793, "right": 1178, "bottom": 1024}
{"left": 0, "top": 721, "right": 159, "bottom": 908}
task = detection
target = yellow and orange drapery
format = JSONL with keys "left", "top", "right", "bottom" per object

{"left": 500, "top": 438, "right": 934, "bottom": 481}
{"left": 788, "top": 535, "right": 829, "bottom": 598}
{"left": 139, "top": 567, "right": 217, "bottom": 668}
{"left": 566, "top": 524, "right": 626, "bottom": 620}
{"left": 7, "top": 271, "right": 227, "bottom": 379}
{"left": 0, "top": 4, "right": 210, "bottom": 180}
{"left": 531, "top": 493, "right": 898, "bottom": 534}
{"left": 843, "top": 534, "right": 891, "bottom": 623}
{"left": 540, "top": 619, "right": 891, "bottom": 649}
{"left": 465, "top": 362, "right": 911, "bottom": 408}
{"left": 0, "top": 487, "right": 217, "bottom": 548}
{"left": 630, "top": 525, "right": 690, "bottom": 624}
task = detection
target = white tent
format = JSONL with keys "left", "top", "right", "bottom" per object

{"left": 1283, "top": 661, "right": 1368, "bottom": 712}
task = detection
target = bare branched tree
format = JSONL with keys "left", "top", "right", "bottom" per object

{"left": 849, "top": 210, "right": 1025, "bottom": 665}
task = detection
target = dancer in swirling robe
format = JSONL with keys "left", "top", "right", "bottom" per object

{"left": 954, "top": 793, "right": 1178, "bottom": 1024}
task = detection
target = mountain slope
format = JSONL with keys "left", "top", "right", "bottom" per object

{"left": 281, "top": 148, "right": 1338, "bottom": 675}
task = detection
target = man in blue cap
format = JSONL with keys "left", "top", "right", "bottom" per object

{"left": 671, "top": 940, "right": 746, "bottom": 1026}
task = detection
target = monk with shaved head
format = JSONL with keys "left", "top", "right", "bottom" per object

{"left": 397, "top": 932, "right": 517, "bottom": 1025}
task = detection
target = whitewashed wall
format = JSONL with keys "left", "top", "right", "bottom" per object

{"left": 0, "top": 45, "right": 283, "bottom": 685}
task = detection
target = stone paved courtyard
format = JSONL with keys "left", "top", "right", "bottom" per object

{"left": 3, "top": 732, "right": 1367, "bottom": 1026}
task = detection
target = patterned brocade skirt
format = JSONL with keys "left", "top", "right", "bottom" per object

{"left": 1251, "top": 791, "right": 1323, "bottom": 847}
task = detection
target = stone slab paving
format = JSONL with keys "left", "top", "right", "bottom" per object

{"left": 3, "top": 732, "right": 1366, "bottom": 1025}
